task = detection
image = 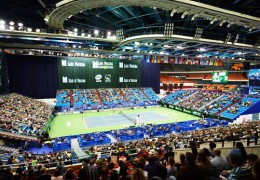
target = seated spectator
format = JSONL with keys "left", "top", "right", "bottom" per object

{"left": 51, "top": 168, "right": 64, "bottom": 180}
{"left": 167, "top": 156, "right": 177, "bottom": 178}
{"left": 227, "top": 142, "right": 247, "bottom": 164}
{"left": 247, "top": 154, "right": 258, "bottom": 166}
{"left": 210, "top": 148, "right": 228, "bottom": 178}
{"left": 176, "top": 152, "right": 203, "bottom": 180}
{"left": 197, "top": 150, "right": 213, "bottom": 179}
{"left": 145, "top": 156, "right": 159, "bottom": 179}
{"left": 221, "top": 154, "right": 252, "bottom": 180}
{"left": 64, "top": 168, "right": 74, "bottom": 180}
{"left": 131, "top": 168, "right": 145, "bottom": 180}
{"left": 38, "top": 167, "right": 51, "bottom": 180}
{"left": 252, "top": 159, "right": 260, "bottom": 180}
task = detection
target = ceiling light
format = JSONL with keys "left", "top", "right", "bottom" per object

{"left": 73, "top": 28, "right": 78, "bottom": 32}
{"left": 0, "top": 24, "right": 5, "bottom": 30}
{"left": 36, "top": 29, "right": 40, "bottom": 33}
{"left": 9, "top": 21, "right": 14, "bottom": 26}
{"left": 0, "top": 20, "right": 5, "bottom": 25}
{"left": 198, "top": 48, "right": 206, "bottom": 52}
{"left": 176, "top": 46, "right": 184, "bottom": 50}
{"left": 18, "top": 23, "right": 23, "bottom": 27}
{"left": 94, "top": 29, "right": 99, "bottom": 35}
{"left": 9, "top": 26, "right": 14, "bottom": 30}
{"left": 226, "top": 22, "right": 233, "bottom": 28}
{"left": 81, "top": 32, "right": 85, "bottom": 36}
{"left": 87, "top": 34, "right": 91, "bottom": 37}
{"left": 170, "top": 9, "right": 177, "bottom": 17}
{"left": 191, "top": 14, "right": 198, "bottom": 21}
{"left": 107, "top": 31, "right": 111, "bottom": 36}
{"left": 219, "top": 20, "right": 226, "bottom": 27}
{"left": 181, "top": 11, "right": 188, "bottom": 19}
{"left": 134, "top": 42, "right": 140, "bottom": 46}
{"left": 27, "top": 28, "right": 32, "bottom": 32}
{"left": 249, "top": 26, "right": 256, "bottom": 31}
{"left": 210, "top": 17, "right": 218, "bottom": 24}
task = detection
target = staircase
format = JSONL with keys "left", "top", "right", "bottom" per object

{"left": 95, "top": 89, "right": 103, "bottom": 105}
{"left": 141, "top": 89, "right": 151, "bottom": 102}
{"left": 120, "top": 90, "right": 128, "bottom": 102}
{"left": 215, "top": 97, "right": 242, "bottom": 116}
{"left": 71, "top": 138, "right": 89, "bottom": 159}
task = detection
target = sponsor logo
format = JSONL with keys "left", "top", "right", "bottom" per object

{"left": 169, "top": 105, "right": 174, "bottom": 109}
{"left": 183, "top": 109, "right": 192, "bottom": 114}
{"left": 95, "top": 74, "right": 102, "bottom": 82}
{"left": 175, "top": 106, "right": 183, "bottom": 111}
{"left": 192, "top": 111, "right": 202, "bottom": 116}
{"left": 119, "top": 77, "right": 124, "bottom": 83}
{"left": 61, "top": 60, "right": 67, "bottom": 66}
{"left": 93, "top": 61, "right": 113, "bottom": 69}
{"left": 119, "top": 61, "right": 138, "bottom": 68}
{"left": 61, "top": 59, "right": 85, "bottom": 67}
{"left": 62, "top": 76, "right": 68, "bottom": 83}
{"left": 105, "top": 74, "right": 111, "bottom": 83}
{"left": 119, "top": 77, "right": 138, "bottom": 83}
{"left": 119, "top": 62, "right": 124, "bottom": 68}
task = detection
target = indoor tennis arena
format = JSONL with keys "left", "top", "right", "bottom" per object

{"left": 0, "top": 0, "right": 260, "bottom": 179}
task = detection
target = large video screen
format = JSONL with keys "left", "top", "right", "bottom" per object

{"left": 57, "top": 57, "right": 141, "bottom": 89}
{"left": 212, "top": 71, "right": 228, "bottom": 83}
{"left": 249, "top": 69, "right": 260, "bottom": 86}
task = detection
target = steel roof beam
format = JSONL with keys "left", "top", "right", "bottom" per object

{"left": 46, "top": 0, "right": 260, "bottom": 29}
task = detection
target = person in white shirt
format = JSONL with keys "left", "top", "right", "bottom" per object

{"left": 210, "top": 148, "right": 229, "bottom": 178}
{"left": 136, "top": 114, "right": 141, "bottom": 126}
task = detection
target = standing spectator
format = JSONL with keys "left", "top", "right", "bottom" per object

{"left": 51, "top": 168, "right": 64, "bottom": 180}
{"left": 210, "top": 148, "right": 229, "bottom": 178}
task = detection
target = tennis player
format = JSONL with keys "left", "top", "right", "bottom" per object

{"left": 136, "top": 114, "right": 141, "bottom": 126}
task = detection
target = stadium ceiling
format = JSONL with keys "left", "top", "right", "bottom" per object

{"left": 0, "top": 0, "right": 260, "bottom": 62}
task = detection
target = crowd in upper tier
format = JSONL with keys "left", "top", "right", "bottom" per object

{"left": 162, "top": 90, "right": 260, "bottom": 119}
{"left": 56, "top": 88, "right": 159, "bottom": 111}
{"left": 0, "top": 93, "right": 54, "bottom": 136}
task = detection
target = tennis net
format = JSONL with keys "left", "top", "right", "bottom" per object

{"left": 119, "top": 110, "right": 135, "bottom": 124}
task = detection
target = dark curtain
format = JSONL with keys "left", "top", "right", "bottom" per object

{"left": 141, "top": 59, "right": 160, "bottom": 94}
{"left": 6, "top": 54, "right": 58, "bottom": 98}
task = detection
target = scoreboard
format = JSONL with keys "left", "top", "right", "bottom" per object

{"left": 212, "top": 71, "right": 228, "bottom": 83}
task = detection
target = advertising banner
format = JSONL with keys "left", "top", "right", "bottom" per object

{"left": 58, "top": 57, "right": 141, "bottom": 89}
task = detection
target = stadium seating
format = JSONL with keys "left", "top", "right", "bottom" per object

{"left": 56, "top": 90, "right": 70, "bottom": 108}
{"left": 143, "top": 87, "right": 159, "bottom": 103}
{"left": 220, "top": 97, "right": 260, "bottom": 119}
{"left": 0, "top": 93, "right": 54, "bottom": 136}
{"left": 55, "top": 88, "right": 159, "bottom": 111}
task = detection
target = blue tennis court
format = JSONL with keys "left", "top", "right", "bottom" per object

{"left": 83, "top": 111, "right": 171, "bottom": 128}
